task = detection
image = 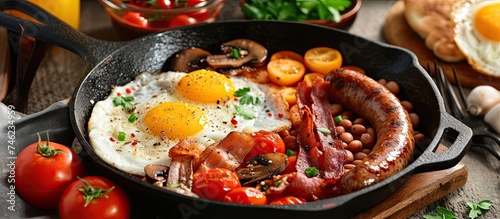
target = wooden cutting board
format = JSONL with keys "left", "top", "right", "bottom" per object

{"left": 354, "top": 145, "right": 468, "bottom": 218}
{"left": 383, "top": 0, "right": 500, "bottom": 89}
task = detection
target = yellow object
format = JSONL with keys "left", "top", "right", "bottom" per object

{"left": 474, "top": 2, "right": 500, "bottom": 42}
{"left": 5, "top": 0, "right": 80, "bottom": 29}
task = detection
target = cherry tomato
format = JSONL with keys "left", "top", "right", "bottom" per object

{"left": 304, "top": 47, "right": 342, "bottom": 74}
{"left": 269, "top": 196, "right": 307, "bottom": 205}
{"left": 280, "top": 86, "right": 297, "bottom": 105}
{"left": 303, "top": 73, "right": 324, "bottom": 85}
{"left": 267, "top": 59, "right": 306, "bottom": 86}
{"left": 223, "top": 187, "right": 267, "bottom": 205}
{"left": 192, "top": 168, "right": 241, "bottom": 201}
{"left": 281, "top": 155, "right": 297, "bottom": 174}
{"left": 270, "top": 50, "right": 305, "bottom": 63}
{"left": 342, "top": 65, "right": 366, "bottom": 75}
{"left": 168, "top": 14, "right": 198, "bottom": 28}
{"left": 186, "top": 0, "right": 207, "bottom": 7}
{"left": 157, "top": 0, "right": 175, "bottom": 9}
{"left": 59, "top": 176, "right": 130, "bottom": 219}
{"left": 122, "top": 12, "right": 148, "bottom": 28}
{"left": 15, "top": 138, "right": 85, "bottom": 209}
{"left": 242, "top": 130, "right": 286, "bottom": 165}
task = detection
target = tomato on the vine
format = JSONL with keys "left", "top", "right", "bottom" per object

{"left": 192, "top": 168, "right": 241, "bottom": 201}
{"left": 59, "top": 176, "right": 130, "bottom": 219}
{"left": 123, "top": 12, "right": 148, "bottom": 28}
{"left": 168, "top": 14, "right": 198, "bottom": 28}
{"left": 15, "top": 137, "right": 85, "bottom": 209}
{"left": 223, "top": 187, "right": 267, "bottom": 205}
{"left": 242, "top": 130, "right": 286, "bottom": 164}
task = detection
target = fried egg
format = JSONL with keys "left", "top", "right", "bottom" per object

{"left": 88, "top": 70, "right": 291, "bottom": 175}
{"left": 452, "top": 0, "right": 500, "bottom": 76}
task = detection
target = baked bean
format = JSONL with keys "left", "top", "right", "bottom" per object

{"left": 351, "top": 124, "right": 367, "bottom": 135}
{"left": 335, "top": 126, "right": 345, "bottom": 136}
{"left": 360, "top": 133, "right": 375, "bottom": 148}
{"left": 366, "top": 127, "right": 376, "bottom": 138}
{"left": 331, "top": 104, "right": 343, "bottom": 116}
{"left": 409, "top": 113, "right": 420, "bottom": 128}
{"left": 341, "top": 111, "right": 356, "bottom": 120}
{"left": 340, "top": 132, "right": 354, "bottom": 144}
{"left": 378, "top": 78, "right": 387, "bottom": 85}
{"left": 338, "top": 119, "right": 352, "bottom": 130}
{"left": 352, "top": 160, "right": 363, "bottom": 165}
{"left": 361, "top": 148, "right": 371, "bottom": 154}
{"left": 401, "top": 100, "right": 413, "bottom": 112}
{"left": 353, "top": 117, "right": 365, "bottom": 125}
{"left": 342, "top": 142, "right": 349, "bottom": 149}
{"left": 385, "top": 81, "right": 400, "bottom": 95}
{"left": 348, "top": 140, "right": 363, "bottom": 153}
{"left": 354, "top": 152, "right": 368, "bottom": 160}
{"left": 345, "top": 150, "right": 354, "bottom": 163}
{"left": 344, "top": 164, "right": 356, "bottom": 169}
{"left": 414, "top": 133, "right": 425, "bottom": 144}
{"left": 283, "top": 135, "right": 299, "bottom": 151}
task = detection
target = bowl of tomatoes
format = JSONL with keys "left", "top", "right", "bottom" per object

{"left": 98, "top": 0, "right": 226, "bottom": 40}
{"left": 241, "top": 0, "right": 362, "bottom": 30}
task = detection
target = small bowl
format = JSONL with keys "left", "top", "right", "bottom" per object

{"left": 98, "top": 0, "right": 226, "bottom": 40}
{"left": 241, "top": 0, "right": 362, "bottom": 30}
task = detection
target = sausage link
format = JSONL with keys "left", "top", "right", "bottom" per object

{"left": 325, "top": 69, "right": 415, "bottom": 193}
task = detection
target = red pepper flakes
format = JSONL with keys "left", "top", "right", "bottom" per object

{"left": 130, "top": 133, "right": 136, "bottom": 138}
{"left": 231, "top": 118, "right": 238, "bottom": 125}
{"left": 116, "top": 92, "right": 122, "bottom": 96}
{"left": 131, "top": 141, "right": 138, "bottom": 146}
{"left": 109, "top": 137, "right": 116, "bottom": 142}
{"left": 278, "top": 113, "right": 284, "bottom": 118}
{"left": 267, "top": 113, "right": 273, "bottom": 117}
{"left": 125, "top": 88, "right": 132, "bottom": 94}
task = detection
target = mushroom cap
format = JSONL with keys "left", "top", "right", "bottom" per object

{"left": 236, "top": 153, "right": 288, "bottom": 184}
{"left": 170, "top": 47, "right": 212, "bottom": 72}
{"left": 206, "top": 39, "right": 268, "bottom": 69}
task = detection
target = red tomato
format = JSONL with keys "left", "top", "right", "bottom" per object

{"left": 59, "top": 176, "right": 130, "bottom": 219}
{"left": 192, "top": 168, "right": 241, "bottom": 201}
{"left": 15, "top": 139, "right": 85, "bottom": 209}
{"left": 122, "top": 12, "right": 148, "bottom": 28}
{"left": 186, "top": 0, "right": 207, "bottom": 7}
{"left": 157, "top": 0, "right": 175, "bottom": 9}
{"left": 223, "top": 187, "right": 267, "bottom": 205}
{"left": 242, "top": 130, "right": 286, "bottom": 164}
{"left": 168, "top": 15, "right": 198, "bottom": 28}
{"left": 281, "top": 155, "right": 297, "bottom": 174}
{"left": 269, "top": 196, "right": 307, "bottom": 205}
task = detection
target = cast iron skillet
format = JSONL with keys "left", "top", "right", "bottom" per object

{"left": 0, "top": 1, "right": 473, "bottom": 218}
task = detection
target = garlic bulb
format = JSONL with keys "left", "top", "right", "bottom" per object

{"left": 466, "top": 85, "right": 500, "bottom": 116}
{"left": 484, "top": 104, "right": 500, "bottom": 134}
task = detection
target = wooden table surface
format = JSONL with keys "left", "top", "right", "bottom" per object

{"left": 1, "top": 0, "right": 499, "bottom": 218}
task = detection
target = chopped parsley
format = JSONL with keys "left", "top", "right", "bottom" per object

{"left": 113, "top": 96, "right": 134, "bottom": 111}
{"left": 234, "top": 104, "right": 257, "bottom": 120}
{"left": 317, "top": 127, "right": 331, "bottom": 135}
{"left": 234, "top": 87, "right": 260, "bottom": 105}
{"left": 305, "top": 167, "right": 318, "bottom": 177}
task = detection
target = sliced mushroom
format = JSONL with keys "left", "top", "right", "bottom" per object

{"left": 170, "top": 47, "right": 212, "bottom": 72}
{"left": 236, "top": 153, "right": 288, "bottom": 185}
{"left": 144, "top": 164, "right": 169, "bottom": 184}
{"left": 206, "top": 39, "right": 268, "bottom": 69}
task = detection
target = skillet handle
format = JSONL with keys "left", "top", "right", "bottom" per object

{"left": 0, "top": 0, "right": 125, "bottom": 68}
{"left": 412, "top": 112, "right": 473, "bottom": 173}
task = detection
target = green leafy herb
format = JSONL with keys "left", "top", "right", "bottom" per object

{"left": 423, "top": 206, "right": 456, "bottom": 219}
{"left": 230, "top": 48, "right": 241, "bottom": 58}
{"left": 243, "top": 0, "right": 352, "bottom": 23}
{"left": 234, "top": 104, "right": 257, "bottom": 120}
{"left": 305, "top": 167, "right": 318, "bottom": 177}
{"left": 113, "top": 96, "right": 134, "bottom": 111}
{"left": 234, "top": 87, "right": 260, "bottom": 105}
{"left": 274, "top": 180, "right": 282, "bottom": 187}
{"left": 467, "top": 200, "right": 492, "bottom": 219}
{"left": 285, "top": 149, "right": 295, "bottom": 156}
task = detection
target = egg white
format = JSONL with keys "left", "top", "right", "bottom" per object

{"left": 452, "top": 0, "right": 500, "bottom": 76}
{"left": 88, "top": 71, "right": 291, "bottom": 176}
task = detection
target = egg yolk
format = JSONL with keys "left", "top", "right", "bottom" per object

{"left": 144, "top": 102, "right": 207, "bottom": 139}
{"left": 474, "top": 3, "right": 500, "bottom": 42}
{"left": 176, "top": 69, "right": 235, "bottom": 104}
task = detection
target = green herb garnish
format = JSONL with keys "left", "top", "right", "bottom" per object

{"left": 128, "top": 113, "right": 137, "bottom": 123}
{"left": 234, "top": 104, "right": 257, "bottom": 120}
{"left": 234, "top": 87, "right": 261, "bottom": 105}
{"left": 467, "top": 200, "right": 492, "bottom": 219}
{"left": 285, "top": 149, "right": 295, "bottom": 156}
{"left": 118, "top": 131, "right": 126, "bottom": 141}
{"left": 230, "top": 48, "right": 241, "bottom": 58}
{"left": 423, "top": 206, "right": 456, "bottom": 219}
{"left": 333, "top": 115, "right": 343, "bottom": 123}
{"left": 113, "top": 96, "right": 134, "bottom": 111}
{"left": 317, "top": 127, "right": 331, "bottom": 135}
{"left": 274, "top": 180, "right": 282, "bottom": 187}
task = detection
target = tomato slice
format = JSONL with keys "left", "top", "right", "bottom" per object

{"left": 192, "top": 168, "right": 241, "bottom": 201}
{"left": 223, "top": 187, "right": 267, "bottom": 205}
{"left": 122, "top": 12, "right": 148, "bottom": 28}
{"left": 280, "top": 86, "right": 297, "bottom": 105}
{"left": 168, "top": 15, "right": 198, "bottom": 28}
{"left": 303, "top": 73, "right": 324, "bottom": 85}
{"left": 242, "top": 130, "right": 286, "bottom": 165}
{"left": 267, "top": 59, "right": 306, "bottom": 86}
{"left": 270, "top": 50, "right": 304, "bottom": 63}
{"left": 304, "top": 47, "right": 342, "bottom": 74}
